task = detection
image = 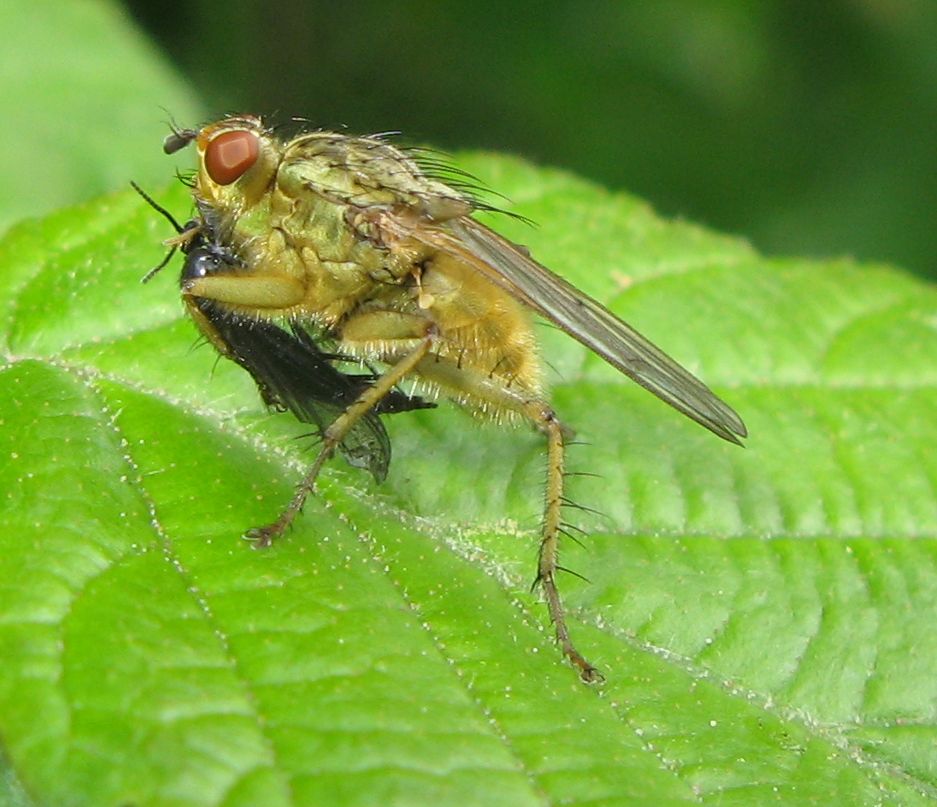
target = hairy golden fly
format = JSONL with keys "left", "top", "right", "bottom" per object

{"left": 136, "top": 115, "right": 746, "bottom": 682}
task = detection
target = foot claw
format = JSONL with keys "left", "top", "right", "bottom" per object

{"left": 578, "top": 664, "right": 605, "bottom": 685}
{"left": 244, "top": 523, "right": 280, "bottom": 549}
{"left": 567, "top": 650, "right": 604, "bottom": 684}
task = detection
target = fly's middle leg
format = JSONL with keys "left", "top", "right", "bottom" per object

{"left": 246, "top": 332, "right": 434, "bottom": 547}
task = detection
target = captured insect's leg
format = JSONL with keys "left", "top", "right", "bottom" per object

{"left": 246, "top": 333, "right": 435, "bottom": 547}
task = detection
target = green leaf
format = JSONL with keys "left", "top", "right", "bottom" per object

{"left": 0, "top": 0, "right": 202, "bottom": 233}
{"left": 1, "top": 156, "right": 936, "bottom": 806}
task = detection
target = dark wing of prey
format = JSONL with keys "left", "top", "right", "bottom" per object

{"left": 192, "top": 298, "right": 434, "bottom": 482}
{"left": 392, "top": 215, "right": 746, "bottom": 444}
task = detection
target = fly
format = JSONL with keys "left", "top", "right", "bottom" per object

{"left": 138, "top": 115, "right": 746, "bottom": 682}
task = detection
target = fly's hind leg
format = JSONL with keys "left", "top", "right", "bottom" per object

{"left": 246, "top": 332, "right": 435, "bottom": 547}
{"left": 521, "top": 399, "right": 603, "bottom": 683}
{"left": 413, "top": 358, "right": 602, "bottom": 683}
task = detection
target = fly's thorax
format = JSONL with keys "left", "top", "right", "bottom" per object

{"left": 277, "top": 133, "right": 474, "bottom": 223}
{"left": 261, "top": 152, "right": 414, "bottom": 278}
{"left": 277, "top": 134, "right": 402, "bottom": 209}
{"left": 268, "top": 176, "right": 367, "bottom": 264}
{"left": 261, "top": 183, "right": 407, "bottom": 322}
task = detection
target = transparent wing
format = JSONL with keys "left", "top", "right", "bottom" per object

{"left": 380, "top": 213, "right": 746, "bottom": 443}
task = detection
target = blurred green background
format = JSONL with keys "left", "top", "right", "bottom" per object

{"left": 123, "top": 0, "right": 937, "bottom": 280}
{"left": 9, "top": 1, "right": 937, "bottom": 280}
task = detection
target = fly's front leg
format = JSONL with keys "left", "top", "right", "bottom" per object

{"left": 246, "top": 332, "right": 435, "bottom": 547}
{"left": 185, "top": 274, "right": 306, "bottom": 309}
{"left": 182, "top": 228, "right": 309, "bottom": 311}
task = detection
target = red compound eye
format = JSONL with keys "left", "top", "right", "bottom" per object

{"left": 204, "top": 129, "right": 259, "bottom": 185}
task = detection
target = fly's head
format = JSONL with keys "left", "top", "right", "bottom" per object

{"left": 164, "top": 115, "right": 282, "bottom": 218}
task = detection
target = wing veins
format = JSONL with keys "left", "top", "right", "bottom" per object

{"left": 386, "top": 215, "right": 746, "bottom": 443}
